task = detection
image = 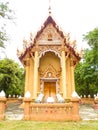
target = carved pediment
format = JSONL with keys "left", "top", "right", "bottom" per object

{"left": 39, "top": 64, "right": 61, "bottom": 78}
{"left": 37, "top": 24, "right": 63, "bottom": 45}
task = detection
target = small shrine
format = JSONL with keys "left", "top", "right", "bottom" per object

{"left": 17, "top": 13, "right": 81, "bottom": 102}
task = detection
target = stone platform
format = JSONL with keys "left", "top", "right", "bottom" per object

{"left": 5, "top": 101, "right": 98, "bottom": 120}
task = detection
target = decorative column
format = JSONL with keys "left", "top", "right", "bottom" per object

{"left": 0, "top": 91, "right": 7, "bottom": 120}
{"left": 0, "top": 98, "right": 6, "bottom": 120}
{"left": 23, "top": 91, "right": 32, "bottom": 120}
{"left": 71, "top": 97, "right": 81, "bottom": 121}
{"left": 71, "top": 60, "right": 75, "bottom": 93}
{"left": 61, "top": 48, "right": 66, "bottom": 99}
{"left": 29, "top": 58, "right": 34, "bottom": 98}
{"left": 33, "top": 49, "right": 38, "bottom": 99}
{"left": 25, "top": 58, "right": 30, "bottom": 93}
{"left": 93, "top": 97, "right": 98, "bottom": 110}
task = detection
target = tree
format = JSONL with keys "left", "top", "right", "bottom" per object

{"left": 75, "top": 28, "right": 98, "bottom": 97}
{"left": 83, "top": 28, "right": 98, "bottom": 69}
{"left": 0, "top": 1, "right": 13, "bottom": 48}
{"left": 0, "top": 58, "right": 25, "bottom": 97}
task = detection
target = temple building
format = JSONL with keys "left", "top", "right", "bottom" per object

{"left": 17, "top": 14, "right": 82, "bottom": 102}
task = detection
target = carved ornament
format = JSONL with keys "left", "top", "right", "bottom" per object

{"left": 37, "top": 24, "right": 63, "bottom": 45}
{"left": 39, "top": 45, "right": 61, "bottom": 56}
{"left": 39, "top": 64, "right": 61, "bottom": 78}
{"left": 24, "top": 58, "right": 30, "bottom": 66}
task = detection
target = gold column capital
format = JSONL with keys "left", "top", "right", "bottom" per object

{"left": 61, "top": 46, "right": 65, "bottom": 52}
{"left": 24, "top": 58, "right": 30, "bottom": 66}
{"left": 70, "top": 59, "right": 76, "bottom": 67}
{"left": 35, "top": 45, "right": 39, "bottom": 52}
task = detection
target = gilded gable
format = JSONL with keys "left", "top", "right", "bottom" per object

{"left": 37, "top": 24, "right": 63, "bottom": 45}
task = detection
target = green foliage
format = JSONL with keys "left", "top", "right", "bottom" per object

{"left": 0, "top": 2, "right": 12, "bottom": 19}
{"left": 75, "top": 28, "right": 98, "bottom": 97}
{"left": 0, "top": 58, "right": 25, "bottom": 97}
{"left": 83, "top": 28, "right": 98, "bottom": 49}
{"left": 0, "top": 1, "right": 13, "bottom": 48}
{"left": 84, "top": 28, "right": 98, "bottom": 69}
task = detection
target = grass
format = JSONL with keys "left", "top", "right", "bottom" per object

{"left": 0, "top": 120, "right": 98, "bottom": 130}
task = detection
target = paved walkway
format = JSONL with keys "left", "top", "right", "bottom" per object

{"left": 5, "top": 102, "right": 98, "bottom": 120}
{"left": 79, "top": 104, "right": 98, "bottom": 120}
{"left": 6, "top": 101, "right": 24, "bottom": 120}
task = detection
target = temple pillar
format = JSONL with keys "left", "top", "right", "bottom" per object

{"left": 61, "top": 49, "right": 66, "bottom": 99}
{"left": 25, "top": 58, "right": 30, "bottom": 93}
{"left": 33, "top": 50, "right": 38, "bottom": 99}
{"left": 71, "top": 60, "right": 75, "bottom": 93}
{"left": 29, "top": 58, "right": 34, "bottom": 98}
{"left": 66, "top": 59, "right": 71, "bottom": 98}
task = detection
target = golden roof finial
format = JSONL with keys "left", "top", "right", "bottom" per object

{"left": 48, "top": 0, "right": 52, "bottom": 15}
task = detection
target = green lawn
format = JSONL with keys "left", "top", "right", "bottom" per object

{"left": 0, "top": 121, "right": 98, "bottom": 130}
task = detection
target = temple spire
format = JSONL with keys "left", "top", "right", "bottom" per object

{"left": 48, "top": 0, "right": 52, "bottom": 15}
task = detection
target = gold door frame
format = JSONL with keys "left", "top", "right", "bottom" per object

{"left": 40, "top": 78, "right": 60, "bottom": 95}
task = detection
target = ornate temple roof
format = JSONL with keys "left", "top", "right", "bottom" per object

{"left": 34, "top": 16, "right": 65, "bottom": 41}
{"left": 17, "top": 15, "right": 82, "bottom": 64}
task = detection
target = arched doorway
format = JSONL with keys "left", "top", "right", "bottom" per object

{"left": 39, "top": 51, "right": 61, "bottom": 102}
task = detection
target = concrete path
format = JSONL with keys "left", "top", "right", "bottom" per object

{"left": 5, "top": 101, "right": 24, "bottom": 120}
{"left": 5, "top": 102, "right": 98, "bottom": 120}
{"left": 79, "top": 104, "right": 98, "bottom": 120}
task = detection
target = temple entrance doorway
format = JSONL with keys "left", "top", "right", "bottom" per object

{"left": 44, "top": 82, "right": 56, "bottom": 102}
